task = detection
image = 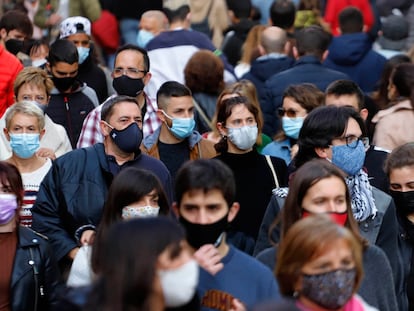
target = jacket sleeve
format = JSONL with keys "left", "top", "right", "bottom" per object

{"left": 34, "top": 0, "right": 56, "bottom": 29}
{"left": 80, "top": 0, "right": 102, "bottom": 22}
{"left": 32, "top": 162, "right": 78, "bottom": 261}
{"left": 253, "top": 195, "right": 282, "bottom": 256}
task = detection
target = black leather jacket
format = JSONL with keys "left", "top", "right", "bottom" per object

{"left": 11, "top": 226, "right": 62, "bottom": 311}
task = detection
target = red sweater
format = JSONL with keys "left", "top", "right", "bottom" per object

{"left": 324, "top": 0, "right": 374, "bottom": 36}
{"left": 0, "top": 45, "right": 23, "bottom": 117}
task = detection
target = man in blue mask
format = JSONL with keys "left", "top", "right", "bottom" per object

{"left": 136, "top": 10, "right": 168, "bottom": 48}
{"left": 59, "top": 16, "right": 108, "bottom": 103}
{"left": 32, "top": 95, "right": 173, "bottom": 277}
{"left": 141, "top": 81, "right": 216, "bottom": 182}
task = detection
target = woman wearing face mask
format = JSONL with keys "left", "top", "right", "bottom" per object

{"left": 3, "top": 101, "right": 52, "bottom": 228}
{"left": 62, "top": 217, "right": 200, "bottom": 311}
{"left": 257, "top": 159, "right": 398, "bottom": 311}
{"left": 276, "top": 214, "right": 378, "bottom": 311}
{"left": 384, "top": 142, "right": 414, "bottom": 310}
{"left": 261, "top": 83, "right": 324, "bottom": 165}
{"left": 214, "top": 95, "right": 288, "bottom": 254}
{"left": 0, "top": 161, "right": 62, "bottom": 311}
{"left": 66, "top": 166, "right": 170, "bottom": 287}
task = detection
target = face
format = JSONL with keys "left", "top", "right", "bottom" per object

{"left": 325, "top": 94, "right": 360, "bottom": 111}
{"left": 175, "top": 189, "right": 238, "bottom": 225}
{"left": 140, "top": 16, "right": 162, "bottom": 35}
{"left": 159, "top": 96, "right": 194, "bottom": 124}
{"left": 16, "top": 83, "right": 48, "bottom": 106}
{"left": 222, "top": 104, "right": 256, "bottom": 130}
{"left": 66, "top": 33, "right": 90, "bottom": 48}
{"left": 48, "top": 61, "right": 78, "bottom": 78}
{"left": 389, "top": 165, "right": 414, "bottom": 192}
{"left": 281, "top": 97, "right": 308, "bottom": 118}
{"left": 4, "top": 112, "right": 44, "bottom": 140}
{"left": 129, "top": 189, "right": 159, "bottom": 208}
{"left": 387, "top": 79, "right": 397, "bottom": 101}
{"left": 113, "top": 49, "right": 151, "bottom": 83}
{"left": 301, "top": 176, "right": 347, "bottom": 214}
{"left": 101, "top": 101, "right": 143, "bottom": 134}
{"left": 325, "top": 118, "right": 363, "bottom": 160}
{"left": 300, "top": 238, "right": 355, "bottom": 277}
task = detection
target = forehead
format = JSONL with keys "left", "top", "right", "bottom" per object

{"left": 165, "top": 96, "right": 193, "bottom": 109}
{"left": 9, "top": 112, "right": 39, "bottom": 125}
{"left": 283, "top": 96, "right": 304, "bottom": 108}
{"left": 52, "top": 61, "right": 78, "bottom": 71}
{"left": 115, "top": 50, "right": 144, "bottom": 68}
{"left": 140, "top": 16, "right": 160, "bottom": 30}
{"left": 389, "top": 165, "right": 414, "bottom": 182}
{"left": 180, "top": 188, "right": 227, "bottom": 206}
{"left": 66, "top": 33, "right": 89, "bottom": 42}
{"left": 228, "top": 104, "right": 254, "bottom": 119}
{"left": 110, "top": 101, "right": 141, "bottom": 118}
{"left": 343, "top": 117, "right": 362, "bottom": 136}
{"left": 326, "top": 94, "right": 359, "bottom": 111}
{"left": 306, "top": 176, "right": 346, "bottom": 196}
{"left": 7, "top": 29, "right": 26, "bottom": 38}
{"left": 17, "top": 83, "right": 47, "bottom": 96}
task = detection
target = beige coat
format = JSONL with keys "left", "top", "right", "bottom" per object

{"left": 372, "top": 99, "right": 414, "bottom": 151}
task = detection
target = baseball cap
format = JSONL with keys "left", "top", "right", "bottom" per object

{"left": 378, "top": 14, "right": 409, "bottom": 51}
{"left": 59, "top": 16, "right": 91, "bottom": 39}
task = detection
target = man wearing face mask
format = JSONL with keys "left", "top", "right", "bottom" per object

{"left": 45, "top": 39, "right": 99, "bottom": 149}
{"left": 0, "top": 10, "right": 26, "bottom": 117}
{"left": 0, "top": 9, "right": 33, "bottom": 65}
{"left": 59, "top": 16, "right": 108, "bottom": 103}
{"left": 141, "top": 81, "right": 216, "bottom": 182}
{"left": 32, "top": 95, "right": 173, "bottom": 277}
{"left": 174, "top": 159, "right": 280, "bottom": 311}
{"left": 77, "top": 44, "right": 161, "bottom": 148}
{"left": 136, "top": 10, "right": 168, "bottom": 48}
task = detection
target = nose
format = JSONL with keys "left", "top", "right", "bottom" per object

{"left": 194, "top": 210, "right": 209, "bottom": 225}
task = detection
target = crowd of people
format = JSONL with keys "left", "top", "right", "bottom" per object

{"left": 1, "top": 0, "right": 414, "bottom": 310}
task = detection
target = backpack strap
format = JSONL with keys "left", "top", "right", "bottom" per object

{"left": 265, "top": 155, "right": 279, "bottom": 189}
{"left": 193, "top": 98, "right": 212, "bottom": 131}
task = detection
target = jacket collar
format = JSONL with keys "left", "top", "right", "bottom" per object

{"left": 143, "top": 126, "right": 202, "bottom": 149}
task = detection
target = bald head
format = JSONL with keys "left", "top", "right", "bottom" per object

{"left": 140, "top": 10, "right": 168, "bottom": 35}
{"left": 260, "top": 26, "right": 287, "bottom": 54}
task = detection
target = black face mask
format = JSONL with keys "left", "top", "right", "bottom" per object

{"left": 108, "top": 122, "right": 143, "bottom": 154}
{"left": 113, "top": 75, "right": 145, "bottom": 97}
{"left": 179, "top": 214, "right": 228, "bottom": 249}
{"left": 52, "top": 76, "right": 76, "bottom": 92}
{"left": 5, "top": 38, "right": 24, "bottom": 55}
{"left": 390, "top": 190, "right": 414, "bottom": 218}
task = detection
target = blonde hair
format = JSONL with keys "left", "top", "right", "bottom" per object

{"left": 5, "top": 101, "right": 45, "bottom": 130}
{"left": 13, "top": 66, "right": 54, "bottom": 97}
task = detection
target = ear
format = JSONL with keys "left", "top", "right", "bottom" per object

{"left": 359, "top": 108, "right": 368, "bottom": 121}
{"left": 258, "top": 44, "right": 266, "bottom": 56}
{"left": 172, "top": 202, "right": 180, "bottom": 218}
{"left": 143, "top": 72, "right": 152, "bottom": 85}
{"left": 284, "top": 41, "right": 291, "bottom": 55}
{"left": 39, "top": 128, "right": 46, "bottom": 140}
{"left": 314, "top": 146, "right": 330, "bottom": 159}
{"left": 46, "top": 62, "right": 51, "bottom": 73}
{"left": 99, "top": 120, "right": 111, "bottom": 137}
{"left": 336, "top": 27, "right": 341, "bottom": 35}
{"left": 216, "top": 122, "right": 226, "bottom": 137}
{"left": 3, "top": 128, "right": 10, "bottom": 141}
{"left": 321, "top": 50, "right": 329, "bottom": 62}
{"left": 156, "top": 109, "right": 166, "bottom": 123}
{"left": 362, "top": 24, "right": 368, "bottom": 33}
{"left": 0, "top": 28, "right": 7, "bottom": 41}
{"left": 292, "top": 46, "right": 299, "bottom": 60}
{"left": 227, "top": 202, "right": 240, "bottom": 223}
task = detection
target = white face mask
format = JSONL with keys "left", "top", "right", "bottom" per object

{"left": 121, "top": 205, "right": 160, "bottom": 219}
{"left": 227, "top": 125, "right": 258, "bottom": 150}
{"left": 158, "top": 259, "right": 199, "bottom": 307}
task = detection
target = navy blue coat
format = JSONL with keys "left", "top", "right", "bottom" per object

{"left": 324, "top": 33, "right": 387, "bottom": 93}
{"left": 32, "top": 143, "right": 173, "bottom": 261}
{"left": 260, "top": 55, "right": 349, "bottom": 136}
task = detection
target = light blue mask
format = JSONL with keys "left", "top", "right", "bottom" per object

{"left": 136, "top": 30, "right": 154, "bottom": 48}
{"left": 9, "top": 133, "right": 40, "bottom": 159}
{"left": 332, "top": 140, "right": 366, "bottom": 176}
{"left": 162, "top": 111, "right": 195, "bottom": 139}
{"left": 282, "top": 116, "right": 304, "bottom": 139}
{"left": 77, "top": 47, "right": 90, "bottom": 64}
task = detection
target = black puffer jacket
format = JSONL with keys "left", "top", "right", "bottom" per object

{"left": 11, "top": 226, "right": 62, "bottom": 311}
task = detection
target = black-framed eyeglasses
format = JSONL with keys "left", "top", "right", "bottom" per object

{"left": 278, "top": 107, "right": 300, "bottom": 118}
{"left": 340, "top": 135, "right": 370, "bottom": 148}
{"left": 113, "top": 67, "right": 147, "bottom": 78}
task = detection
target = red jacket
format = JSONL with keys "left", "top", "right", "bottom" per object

{"left": 324, "top": 0, "right": 374, "bottom": 36}
{"left": 0, "top": 45, "right": 23, "bottom": 117}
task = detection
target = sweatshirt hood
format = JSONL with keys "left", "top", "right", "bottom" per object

{"left": 327, "top": 33, "right": 373, "bottom": 66}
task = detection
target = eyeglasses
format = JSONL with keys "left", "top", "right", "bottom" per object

{"left": 278, "top": 107, "right": 300, "bottom": 118}
{"left": 339, "top": 135, "right": 370, "bottom": 149}
{"left": 113, "top": 67, "right": 147, "bottom": 78}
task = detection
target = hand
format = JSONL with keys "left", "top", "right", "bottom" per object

{"left": 47, "top": 13, "right": 62, "bottom": 26}
{"left": 230, "top": 298, "right": 246, "bottom": 311}
{"left": 36, "top": 148, "right": 56, "bottom": 160}
{"left": 194, "top": 244, "right": 224, "bottom": 275}
{"left": 80, "top": 230, "right": 96, "bottom": 246}
{"left": 67, "top": 247, "right": 79, "bottom": 260}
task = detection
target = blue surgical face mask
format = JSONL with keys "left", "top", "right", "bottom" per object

{"left": 227, "top": 125, "right": 258, "bottom": 150}
{"left": 9, "top": 133, "right": 40, "bottom": 159}
{"left": 136, "top": 29, "right": 154, "bottom": 48}
{"left": 77, "top": 46, "right": 90, "bottom": 64}
{"left": 282, "top": 116, "right": 304, "bottom": 139}
{"left": 162, "top": 111, "right": 195, "bottom": 139}
{"left": 331, "top": 140, "right": 366, "bottom": 176}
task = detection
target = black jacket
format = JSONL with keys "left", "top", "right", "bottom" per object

{"left": 11, "top": 226, "right": 62, "bottom": 311}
